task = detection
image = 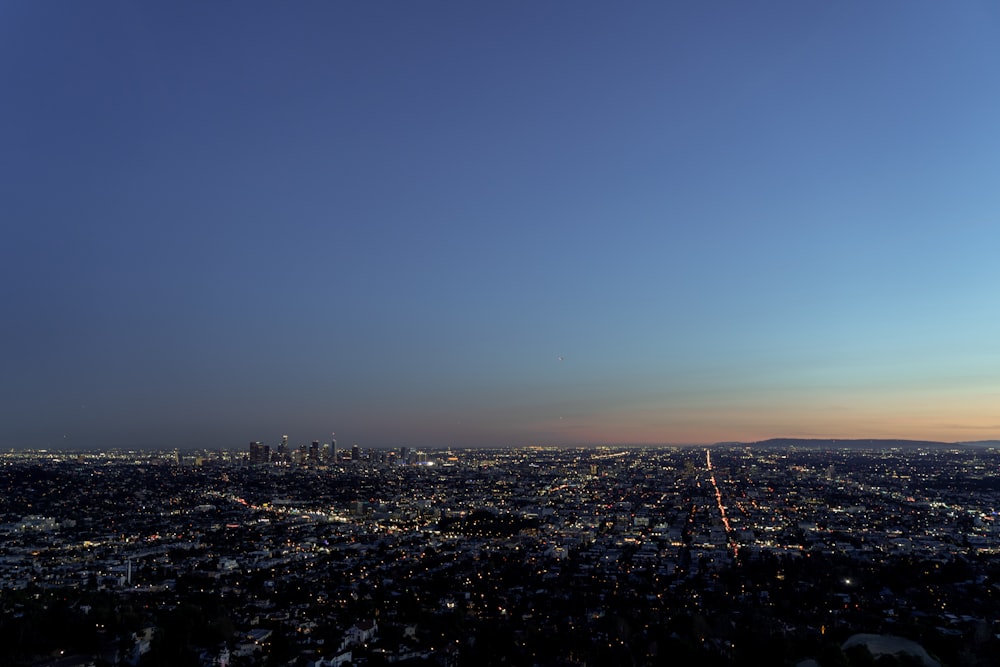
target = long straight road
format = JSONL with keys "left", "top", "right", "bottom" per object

{"left": 706, "top": 449, "right": 739, "bottom": 558}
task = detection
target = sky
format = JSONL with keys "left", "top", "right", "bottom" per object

{"left": 2, "top": 2, "right": 1000, "bottom": 450}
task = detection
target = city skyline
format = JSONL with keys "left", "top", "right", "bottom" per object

{"left": 3, "top": 3, "right": 1000, "bottom": 450}
{"left": 4, "top": 443, "right": 997, "bottom": 666}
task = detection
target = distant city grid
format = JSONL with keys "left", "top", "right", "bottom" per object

{"left": 1, "top": 442, "right": 997, "bottom": 666}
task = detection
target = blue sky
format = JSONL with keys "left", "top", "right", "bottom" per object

{"left": 2, "top": 2, "right": 999, "bottom": 449}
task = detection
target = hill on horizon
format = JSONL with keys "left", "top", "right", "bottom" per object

{"left": 737, "top": 438, "right": 1000, "bottom": 449}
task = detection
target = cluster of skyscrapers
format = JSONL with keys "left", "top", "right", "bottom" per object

{"left": 248, "top": 436, "right": 402, "bottom": 466}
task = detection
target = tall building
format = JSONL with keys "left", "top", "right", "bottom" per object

{"left": 249, "top": 442, "right": 270, "bottom": 465}
{"left": 352, "top": 444, "right": 360, "bottom": 462}
{"left": 310, "top": 441, "right": 320, "bottom": 463}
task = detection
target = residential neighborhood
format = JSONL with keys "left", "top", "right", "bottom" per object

{"left": 1, "top": 443, "right": 998, "bottom": 666}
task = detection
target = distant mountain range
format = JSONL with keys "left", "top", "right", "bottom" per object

{"left": 953, "top": 440, "right": 1000, "bottom": 448}
{"left": 726, "top": 438, "right": 1000, "bottom": 449}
